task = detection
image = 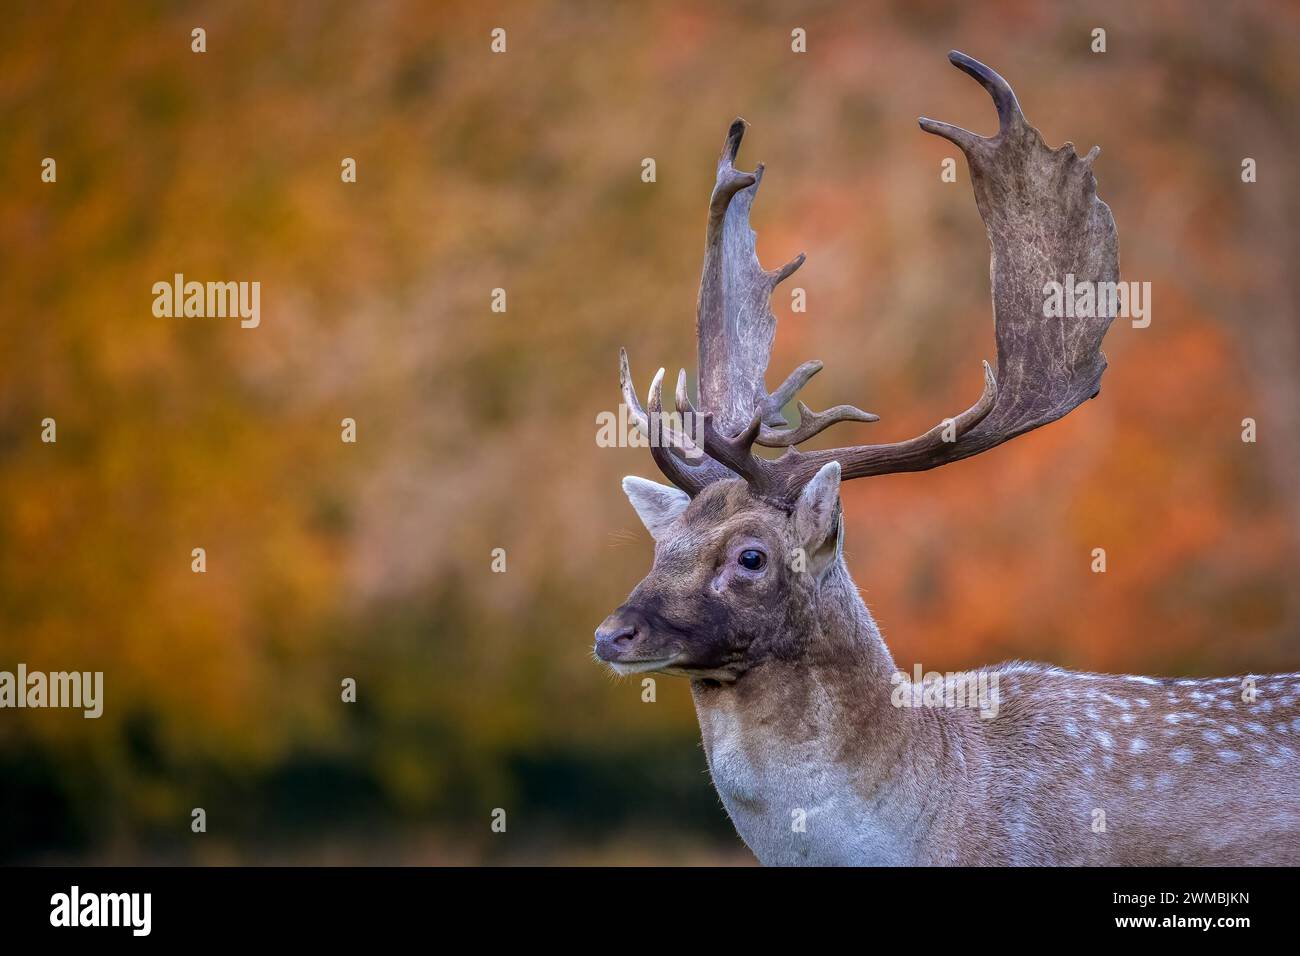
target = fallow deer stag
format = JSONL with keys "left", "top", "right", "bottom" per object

{"left": 596, "top": 51, "right": 1300, "bottom": 866}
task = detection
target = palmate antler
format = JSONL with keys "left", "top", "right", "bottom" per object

{"left": 620, "top": 51, "right": 1119, "bottom": 501}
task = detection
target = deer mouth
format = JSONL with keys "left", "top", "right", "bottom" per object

{"left": 608, "top": 654, "right": 682, "bottom": 676}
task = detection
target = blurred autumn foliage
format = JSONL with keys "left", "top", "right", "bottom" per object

{"left": 1, "top": 0, "right": 1298, "bottom": 862}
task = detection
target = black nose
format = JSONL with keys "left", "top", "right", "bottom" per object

{"left": 595, "top": 615, "right": 640, "bottom": 661}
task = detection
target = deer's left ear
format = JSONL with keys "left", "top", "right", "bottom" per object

{"left": 794, "top": 461, "right": 843, "bottom": 577}
{"left": 622, "top": 476, "right": 690, "bottom": 540}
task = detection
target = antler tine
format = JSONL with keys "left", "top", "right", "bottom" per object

{"left": 761, "top": 360, "right": 821, "bottom": 426}
{"left": 619, "top": 347, "right": 651, "bottom": 436}
{"left": 769, "top": 252, "right": 806, "bottom": 288}
{"left": 645, "top": 367, "right": 709, "bottom": 496}
{"left": 755, "top": 359, "right": 880, "bottom": 445}
{"left": 619, "top": 350, "right": 734, "bottom": 495}
{"left": 918, "top": 50, "right": 1027, "bottom": 154}
{"left": 916, "top": 117, "right": 982, "bottom": 155}
{"left": 709, "top": 119, "right": 759, "bottom": 228}
{"left": 674, "top": 368, "right": 696, "bottom": 417}
{"left": 701, "top": 411, "right": 770, "bottom": 489}
{"left": 947, "top": 50, "right": 1025, "bottom": 137}
{"left": 717, "top": 117, "right": 751, "bottom": 175}
{"left": 622, "top": 351, "right": 705, "bottom": 464}
{"left": 621, "top": 349, "right": 710, "bottom": 463}
{"left": 757, "top": 401, "right": 880, "bottom": 448}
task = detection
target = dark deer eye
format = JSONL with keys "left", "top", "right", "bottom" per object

{"left": 737, "top": 549, "right": 766, "bottom": 571}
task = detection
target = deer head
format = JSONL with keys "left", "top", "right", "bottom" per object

{"left": 596, "top": 51, "right": 1119, "bottom": 683}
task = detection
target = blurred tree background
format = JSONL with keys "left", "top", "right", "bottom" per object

{"left": 1, "top": 0, "right": 1298, "bottom": 863}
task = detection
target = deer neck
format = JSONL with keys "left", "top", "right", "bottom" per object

{"left": 689, "top": 559, "right": 939, "bottom": 865}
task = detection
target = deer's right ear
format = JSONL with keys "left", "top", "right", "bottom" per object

{"left": 622, "top": 476, "right": 690, "bottom": 540}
